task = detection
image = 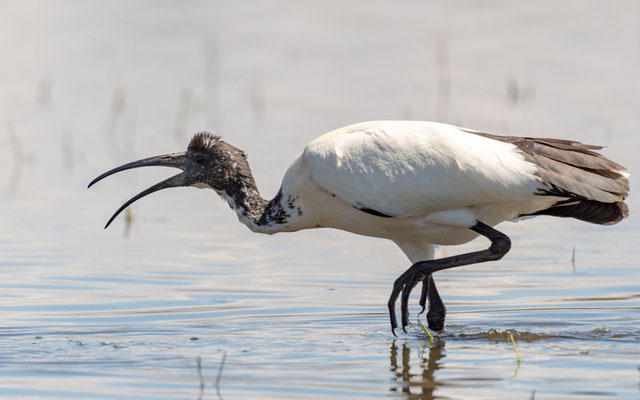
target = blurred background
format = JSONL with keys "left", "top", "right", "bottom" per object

{"left": 0, "top": 1, "right": 638, "bottom": 399}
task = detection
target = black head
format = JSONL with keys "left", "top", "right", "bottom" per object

{"left": 89, "top": 131, "right": 251, "bottom": 228}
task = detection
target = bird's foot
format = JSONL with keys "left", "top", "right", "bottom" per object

{"left": 388, "top": 263, "right": 426, "bottom": 335}
{"left": 419, "top": 276, "right": 446, "bottom": 332}
{"left": 389, "top": 267, "right": 447, "bottom": 335}
{"left": 426, "top": 303, "right": 446, "bottom": 332}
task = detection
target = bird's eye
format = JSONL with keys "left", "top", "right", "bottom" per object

{"left": 193, "top": 153, "right": 205, "bottom": 164}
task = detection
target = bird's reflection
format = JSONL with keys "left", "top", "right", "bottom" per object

{"left": 390, "top": 338, "right": 445, "bottom": 399}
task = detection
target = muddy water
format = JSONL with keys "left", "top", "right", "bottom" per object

{"left": 0, "top": 1, "right": 638, "bottom": 398}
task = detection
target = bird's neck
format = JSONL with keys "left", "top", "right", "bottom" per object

{"left": 216, "top": 173, "right": 290, "bottom": 234}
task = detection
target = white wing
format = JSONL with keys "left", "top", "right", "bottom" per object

{"left": 303, "top": 121, "right": 544, "bottom": 218}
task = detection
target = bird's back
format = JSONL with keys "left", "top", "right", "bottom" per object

{"left": 301, "top": 120, "right": 628, "bottom": 225}
{"left": 304, "top": 121, "right": 546, "bottom": 218}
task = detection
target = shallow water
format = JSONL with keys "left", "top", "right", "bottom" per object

{"left": 1, "top": 1, "right": 639, "bottom": 398}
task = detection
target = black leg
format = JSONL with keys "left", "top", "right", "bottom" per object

{"left": 418, "top": 276, "right": 430, "bottom": 314}
{"left": 417, "top": 276, "right": 447, "bottom": 331}
{"left": 418, "top": 276, "right": 446, "bottom": 330}
{"left": 388, "top": 221, "right": 511, "bottom": 335}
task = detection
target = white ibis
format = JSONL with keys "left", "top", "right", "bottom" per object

{"left": 88, "top": 121, "right": 629, "bottom": 334}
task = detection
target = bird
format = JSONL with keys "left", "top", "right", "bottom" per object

{"left": 88, "top": 120, "right": 629, "bottom": 335}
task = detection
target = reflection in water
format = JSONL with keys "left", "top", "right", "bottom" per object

{"left": 195, "top": 353, "right": 226, "bottom": 400}
{"left": 196, "top": 356, "right": 205, "bottom": 400}
{"left": 390, "top": 339, "right": 445, "bottom": 399}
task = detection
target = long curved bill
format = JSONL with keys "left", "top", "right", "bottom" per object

{"left": 88, "top": 152, "right": 190, "bottom": 229}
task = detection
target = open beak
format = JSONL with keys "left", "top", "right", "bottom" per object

{"left": 88, "top": 152, "right": 190, "bottom": 229}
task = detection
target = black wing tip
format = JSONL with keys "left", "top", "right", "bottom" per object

{"left": 608, "top": 201, "right": 629, "bottom": 224}
{"left": 527, "top": 199, "right": 629, "bottom": 225}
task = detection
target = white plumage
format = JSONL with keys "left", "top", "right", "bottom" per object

{"left": 274, "top": 121, "right": 558, "bottom": 244}
{"left": 307, "top": 121, "right": 542, "bottom": 215}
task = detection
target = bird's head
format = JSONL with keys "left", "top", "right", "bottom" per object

{"left": 89, "top": 132, "right": 252, "bottom": 228}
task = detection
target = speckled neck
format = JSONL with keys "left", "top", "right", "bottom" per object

{"left": 215, "top": 173, "right": 291, "bottom": 235}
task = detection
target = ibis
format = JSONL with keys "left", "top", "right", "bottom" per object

{"left": 88, "top": 121, "right": 629, "bottom": 334}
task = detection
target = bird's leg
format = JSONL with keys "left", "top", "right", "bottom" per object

{"left": 417, "top": 276, "right": 447, "bottom": 331}
{"left": 388, "top": 221, "right": 511, "bottom": 335}
{"left": 418, "top": 277, "right": 430, "bottom": 314}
